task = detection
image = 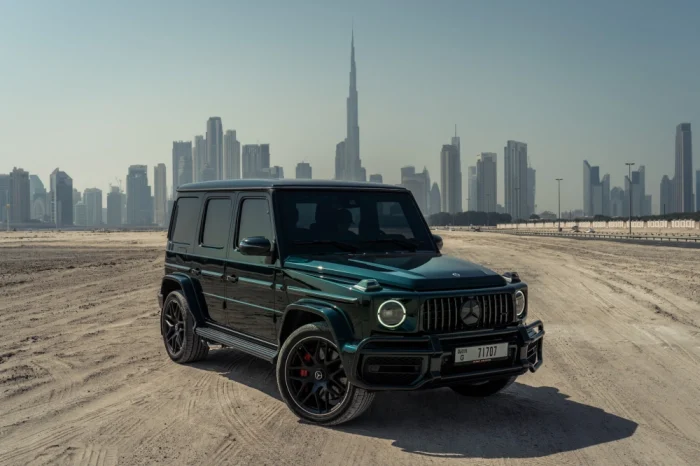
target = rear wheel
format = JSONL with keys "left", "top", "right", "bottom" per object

{"left": 276, "top": 322, "right": 374, "bottom": 425}
{"left": 161, "top": 291, "right": 209, "bottom": 363}
{"left": 450, "top": 376, "right": 516, "bottom": 397}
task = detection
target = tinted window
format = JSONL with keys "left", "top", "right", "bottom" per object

{"left": 275, "top": 190, "right": 434, "bottom": 255}
{"left": 237, "top": 198, "right": 273, "bottom": 243}
{"left": 171, "top": 197, "right": 200, "bottom": 244}
{"left": 201, "top": 198, "right": 232, "bottom": 248}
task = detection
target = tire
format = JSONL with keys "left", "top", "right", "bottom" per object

{"left": 160, "top": 290, "right": 209, "bottom": 363}
{"left": 276, "top": 322, "right": 374, "bottom": 426}
{"left": 450, "top": 376, "right": 516, "bottom": 397}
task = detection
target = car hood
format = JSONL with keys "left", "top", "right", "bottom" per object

{"left": 284, "top": 253, "right": 506, "bottom": 291}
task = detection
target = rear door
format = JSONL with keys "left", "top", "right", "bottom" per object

{"left": 193, "top": 193, "right": 235, "bottom": 325}
{"left": 225, "top": 194, "right": 278, "bottom": 342}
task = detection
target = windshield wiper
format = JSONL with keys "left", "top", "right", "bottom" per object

{"left": 291, "top": 240, "right": 359, "bottom": 253}
{"left": 361, "top": 238, "right": 419, "bottom": 251}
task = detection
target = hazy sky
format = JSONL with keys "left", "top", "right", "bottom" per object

{"left": 1, "top": 0, "right": 699, "bottom": 213}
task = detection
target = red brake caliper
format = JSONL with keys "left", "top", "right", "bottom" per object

{"left": 300, "top": 352, "right": 312, "bottom": 377}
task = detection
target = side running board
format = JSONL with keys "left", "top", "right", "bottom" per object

{"left": 195, "top": 327, "right": 277, "bottom": 363}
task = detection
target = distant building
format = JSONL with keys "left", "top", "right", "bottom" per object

{"left": 368, "top": 174, "right": 383, "bottom": 184}
{"left": 107, "top": 186, "right": 122, "bottom": 227}
{"left": 223, "top": 130, "right": 241, "bottom": 180}
{"left": 242, "top": 145, "right": 262, "bottom": 179}
{"left": 504, "top": 141, "right": 528, "bottom": 220}
{"left": 126, "top": 165, "right": 153, "bottom": 226}
{"left": 429, "top": 182, "right": 441, "bottom": 215}
{"left": 696, "top": 170, "right": 700, "bottom": 213}
{"left": 0, "top": 174, "right": 8, "bottom": 223}
{"left": 50, "top": 168, "right": 73, "bottom": 226}
{"left": 644, "top": 195, "right": 652, "bottom": 217}
{"left": 83, "top": 188, "right": 103, "bottom": 226}
{"left": 200, "top": 165, "right": 216, "bottom": 182}
{"left": 29, "top": 175, "right": 47, "bottom": 221}
{"left": 192, "top": 135, "right": 206, "bottom": 183}
{"left": 335, "top": 32, "right": 364, "bottom": 182}
{"left": 400, "top": 166, "right": 430, "bottom": 215}
{"left": 296, "top": 162, "right": 312, "bottom": 179}
{"left": 73, "top": 188, "right": 81, "bottom": 207}
{"left": 206, "top": 117, "right": 223, "bottom": 180}
{"left": 440, "top": 144, "right": 462, "bottom": 214}
{"left": 74, "top": 201, "right": 87, "bottom": 227}
{"left": 153, "top": 163, "right": 167, "bottom": 227}
{"left": 9, "top": 167, "right": 30, "bottom": 223}
{"left": 263, "top": 166, "right": 284, "bottom": 179}
{"left": 660, "top": 175, "right": 673, "bottom": 215}
{"left": 527, "top": 166, "right": 536, "bottom": 217}
{"left": 172, "top": 141, "right": 193, "bottom": 198}
{"left": 467, "top": 166, "right": 477, "bottom": 211}
{"left": 610, "top": 187, "right": 625, "bottom": 217}
{"left": 260, "top": 144, "right": 271, "bottom": 173}
{"left": 476, "top": 153, "right": 497, "bottom": 212}
{"left": 583, "top": 161, "right": 610, "bottom": 216}
{"left": 673, "top": 123, "right": 693, "bottom": 213}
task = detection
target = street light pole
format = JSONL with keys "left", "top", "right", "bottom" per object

{"left": 625, "top": 162, "right": 635, "bottom": 235}
{"left": 556, "top": 178, "right": 563, "bottom": 231}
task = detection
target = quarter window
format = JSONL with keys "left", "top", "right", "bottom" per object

{"left": 171, "top": 197, "right": 200, "bottom": 245}
{"left": 201, "top": 198, "right": 232, "bottom": 248}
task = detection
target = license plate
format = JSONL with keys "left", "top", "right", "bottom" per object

{"left": 454, "top": 342, "right": 509, "bottom": 364}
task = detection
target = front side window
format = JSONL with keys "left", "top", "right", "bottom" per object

{"left": 275, "top": 190, "right": 434, "bottom": 255}
{"left": 234, "top": 198, "right": 273, "bottom": 263}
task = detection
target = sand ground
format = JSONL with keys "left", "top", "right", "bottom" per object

{"left": 0, "top": 230, "right": 699, "bottom": 465}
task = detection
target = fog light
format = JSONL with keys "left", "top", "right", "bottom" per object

{"left": 377, "top": 300, "right": 406, "bottom": 328}
{"left": 515, "top": 290, "right": 526, "bottom": 318}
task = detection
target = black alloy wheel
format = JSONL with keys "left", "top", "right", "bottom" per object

{"left": 285, "top": 336, "right": 348, "bottom": 415}
{"left": 276, "top": 322, "right": 374, "bottom": 425}
{"left": 160, "top": 291, "right": 209, "bottom": 363}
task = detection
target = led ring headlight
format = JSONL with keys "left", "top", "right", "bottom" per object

{"left": 515, "top": 290, "right": 526, "bottom": 318}
{"left": 377, "top": 300, "right": 406, "bottom": 328}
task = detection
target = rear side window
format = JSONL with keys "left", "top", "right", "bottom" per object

{"left": 201, "top": 198, "right": 232, "bottom": 248}
{"left": 171, "top": 197, "right": 200, "bottom": 244}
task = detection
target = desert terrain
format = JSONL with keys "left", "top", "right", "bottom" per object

{"left": 0, "top": 230, "right": 699, "bottom": 465}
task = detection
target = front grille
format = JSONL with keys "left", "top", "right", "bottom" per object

{"left": 421, "top": 294, "right": 514, "bottom": 333}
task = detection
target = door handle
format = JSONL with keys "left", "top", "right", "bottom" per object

{"left": 226, "top": 274, "right": 238, "bottom": 283}
{"left": 191, "top": 268, "right": 201, "bottom": 276}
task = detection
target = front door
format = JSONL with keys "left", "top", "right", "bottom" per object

{"left": 225, "top": 195, "right": 278, "bottom": 342}
{"left": 193, "top": 194, "right": 235, "bottom": 325}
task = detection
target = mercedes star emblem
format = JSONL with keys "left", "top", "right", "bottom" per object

{"left": 460, "top": 299, "right": 481, "bottom": 325}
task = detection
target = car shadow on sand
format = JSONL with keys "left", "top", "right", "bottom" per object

{"left": 193, "top": 349, "right": 638, "bottom": 459}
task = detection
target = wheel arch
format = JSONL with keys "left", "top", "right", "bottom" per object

{"left": 160, "top": 273, "right": 207, "bottom": 325}
{"left": 278, "top": 300, "right": 355, "bottom": 349}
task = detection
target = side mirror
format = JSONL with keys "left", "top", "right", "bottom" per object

{"left": 432, "top": 234, "right": 443, "bottom": 251}
{"left": 238, "top": 236, "right": 272, "bottom": 256}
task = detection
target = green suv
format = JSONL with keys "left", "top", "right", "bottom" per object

{"left": 158, "top": 179, "right": 544, "bottom": 425}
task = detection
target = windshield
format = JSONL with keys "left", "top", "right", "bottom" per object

{"left": 274, "top": 190, "right": 435, "bottom": 255}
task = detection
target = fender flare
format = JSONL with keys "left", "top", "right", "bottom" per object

{"left": 160, "top": 273, "right": 207, "bottom": 325}
{"left": 278, "top": 299, "right": 355, "bottom": 349}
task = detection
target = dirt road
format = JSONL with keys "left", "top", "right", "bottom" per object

{"left": 1, "top": 231, "right": 699, "bottom": 465}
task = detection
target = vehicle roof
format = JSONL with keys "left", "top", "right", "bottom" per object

{"left": 177, "top": 179, "right": 408, "bottom": 192}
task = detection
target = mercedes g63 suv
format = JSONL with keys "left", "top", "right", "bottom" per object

{"left": 159, "top": 179, "right": 544, "bottom": 425}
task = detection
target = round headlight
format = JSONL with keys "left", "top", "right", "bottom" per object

{"left": 515, "top": 290, "right": 526, "bottom": 318}
{"left": 377, "top": 300, "right": 406, "bottom": 328}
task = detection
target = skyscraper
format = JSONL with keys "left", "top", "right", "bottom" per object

{"left": 527, "top": 166, "right": 536, "bottom": 217}
{"left": 242, "top": 144, "right": 262, "bottom": 179}
{"left": 335, "top": 30, "right": 363, "bottom": 181}
{"left": 153, "top": 163, "right": 167, "bottom": 227}
{"left": 107, "top": 186, "right": 122, "bottom": 227}
{"left": 583, "top": 161, "right": 609, "bottom": 216}
{"left": 296, "top": 162, "right": 312, "bottom": 179}
{"left": 611, "top": 186, "right": 625, "bottom": 217}
{"left": 674, "top": 123, "right": 693, "bottom": 213}
{"left": 504, "top": 141, "right": 528, "bottom": 220}
{"left": 440, "top": 144, "right": 462, "bottom": 214}
{"left": 401, "top": 166, "right": 430, "bottom": 215}
{"left": 206, "top": 117, "right": 223, "bottom": 180}
{"left": 223, "top": 130, "right": 241, "bottom": 180}
{"left": 476, "top": 153, "right": 497, "bottom": 213}
{"left": 467, "top": 166, "right": 477, "bottom": 211}
{"left": 192, "top": 135, "right": 206, "bottom": 182}
{"left": 83, "top": 188, "right": 102, "bottom": 226}
{"left": 696, "top": 170, "right": 700, "bottom": 213}
{"left": 172, "top": 141, "right": 193, "bottom": 198}
{"left": 29, "top": 174, "right": 47, "bottom": 221}
{"left": 126, "top": 165, "right": 153, "bottom": 226}
{"left": 660, "top": 175, "right": 673, "bottom": 216}
{"left": 260, "top": 144, "right": 271, "bottom": 174}
{"left": 429, "top": 183, "right": 441, "bottom": 216}
{"left": 50, "top": 168, "right": 73, "bottom": 227}
{"left": 9, "top": 167, "right": 30, "bottom": 223}
{"left": 74, "top": 201, "right": 87, "bottom": 226}
{"left": 368, "top": 174, "right": 383, "bottom": 183}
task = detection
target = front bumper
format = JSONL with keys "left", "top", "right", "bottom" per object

{"left": 342, "top": 320, "right": 544, "bottom": 391}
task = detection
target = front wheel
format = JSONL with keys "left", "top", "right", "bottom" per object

{"left": 276, "top": 322, "right": 374, "bottom": 426}
{"left": 450, "top": 376, "right": 516, "bottom": 397}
